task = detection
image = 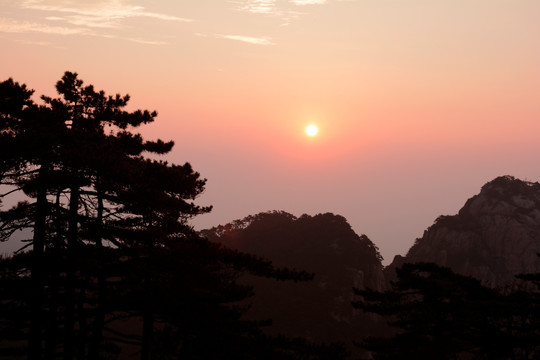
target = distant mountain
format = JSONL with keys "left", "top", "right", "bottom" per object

{"left": 387, "top": 175, "right": 540, "bottom": 288}
{"left": 201, "top": 211, "right": 385, "bottom": 352}
{"left": 200, "top": 176, "right": 540, "bottom": 353}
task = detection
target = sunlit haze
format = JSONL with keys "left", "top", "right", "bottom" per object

{"left": 1, "top": 0, "right": 540, "bottom": 264}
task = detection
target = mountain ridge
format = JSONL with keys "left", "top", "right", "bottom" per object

{"left": 201, "top": 211, "right": 386, "bottom": 355}
{"left": 203, "top": 176, "right": 540, "bottom": 289}
{"left": 386, "top": 175, "right": 540, "bottom": 287}
{"left": 200, "top": 175, "right": 540, "bottom": 355}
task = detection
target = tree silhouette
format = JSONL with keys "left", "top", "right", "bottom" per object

{"left": 353, "top": 262, "right": 540, "bottom": 359}
{"left": 1, "top": 73, "right": 164, "bottom": 359}
{"left": 0, "top": 77, "right": 63, "bottom": 359}
{"left": 1, "top": 72, "right": 334, "bottom": 360}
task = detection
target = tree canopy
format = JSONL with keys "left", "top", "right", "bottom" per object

{"left": 353, "top": 262, "right": 540, "bottom": 360}
{"left": 0, "top": 72, "right": 341, "bottom": 360}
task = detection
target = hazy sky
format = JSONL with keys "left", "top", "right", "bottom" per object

{"left": 1, "top": 0, "right": 540, "bottom": 263}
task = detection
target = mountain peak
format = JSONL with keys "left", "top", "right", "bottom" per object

{"left": 457, "top": 176, "right": 540, "bottom": 221}
{"left": 479, "top": 175, "right": 540, "bottom": 201}
{"left": 388, "top": 176, "right": 540, "bottom": 288}
{"left": 202, "top": 211, "right": 385, "bottom": 352}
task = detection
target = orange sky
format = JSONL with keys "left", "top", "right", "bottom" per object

{"left": 1, "top": 0, "right": 540, "bottom": 263}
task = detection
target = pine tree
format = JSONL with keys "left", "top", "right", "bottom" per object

{"left": 1, "top": 72, "right": 197, "bottom": 359}
{"left": 353, "top": 262, "right": 540, "bottom": 359}
{"left": 1, "top": 77, "right": 64, "bottom": 359}
{"left": 1, "top": 72, "right": 337, "bottom": 360}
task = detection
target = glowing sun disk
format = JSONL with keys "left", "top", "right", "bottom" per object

{"left": 306, "top": 124, "right": 318, "bottom": 137}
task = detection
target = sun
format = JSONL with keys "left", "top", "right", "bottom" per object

{"left": 305, "top": 124, "right": 319, "bottom": 137}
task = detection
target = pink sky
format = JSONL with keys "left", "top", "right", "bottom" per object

{"left": 1, "top": 0, "right": 540, "bottom": 263}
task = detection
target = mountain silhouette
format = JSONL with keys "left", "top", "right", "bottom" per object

{"left": 387, "top": 175, "right": 540, "bottom": 288}
{"left": 201, "top": 176, "right": 540, "bottom": 355}
{"left": 201, "top": 211, "right": 385, "bottom": 353}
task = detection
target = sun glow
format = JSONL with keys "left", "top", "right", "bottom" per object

{"left": 305, "top": 124, "right": 318, "bottom": 137}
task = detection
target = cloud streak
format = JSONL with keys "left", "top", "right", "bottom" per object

{"left": 290, "top": 0, "right": 327, "bottom": 4}
{"left": 217, "top": 34, "right": 275, "bottom": 45}
{"left": 0, "top": 17, "right": 87, "bottom": 35}
{"left": 20, "top": 0, "right": 192, "bottom": 28}
{"left": 236, "top": 0, "right": 329, "bottom": 27}
{"left": 239, "top": 0, "right": 277, "bottom": 15}
{"left": 0, "top": 1, "right": 191, "bottom": 45}
{"left": 0, "top": 18, "right": 166, "bottom": 45}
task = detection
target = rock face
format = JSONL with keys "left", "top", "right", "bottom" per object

{"left": 387, "top": 176, "right": 540, "bottom": 288}
{"left": 202, "top": 211, "right": 385, "bottom": 349}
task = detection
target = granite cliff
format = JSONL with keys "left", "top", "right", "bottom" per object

{"left": 387, "top": 175, "right": 540, "bottom": 288}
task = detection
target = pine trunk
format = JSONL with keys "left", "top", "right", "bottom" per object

{"left": 141, "top": 274, "right": 154, "bottom": 360}
{"left": 89, "top": 186, "right": 105, "bottom": 360}
{"left": 29, "top": 165, "right": 48, "bottom": 359}
{"left": 64, "top": 180, "right": 79, "bottom": 360}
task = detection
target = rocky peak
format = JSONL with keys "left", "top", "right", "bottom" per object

{"left": 387, "top": 176, "right": 540, "bottom": 288}
{"left": 462, "top": 175, "right": 540, "bottom": 218}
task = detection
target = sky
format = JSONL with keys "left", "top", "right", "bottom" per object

{"left": 1, "top": 0, "right": 540, "bottom": 264}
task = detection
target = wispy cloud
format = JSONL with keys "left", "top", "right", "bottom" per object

{"left": 217, "top": 34, "right": 275, "bottom": 45}
{"left": 0, "top": 17, "right": 88, "bottom": 35}
{"left": 235, "top": 0, "right": 302, "bottom": 27}
{"left": 125, "top": 37, "right": 166, "bottom": 45}
{"left": 17, "top": 39, "right": 56, "bottom": 46}
{"left": 0, "top": 1, "right": 190, "bottom": 45}
{"left": 239, "top": 0, "right": 277, "bottom": 15}
{"left": 235, "top": 0, "right": 329, "bottom": 26}
{"left": 20, "top": 0, "right": 192, "bottom": 29}
{"left": 290, "top": 0, "right": 327, "bottom": 4}
{"left": 0, "top": 17, "right": 165, "bottom": 45}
